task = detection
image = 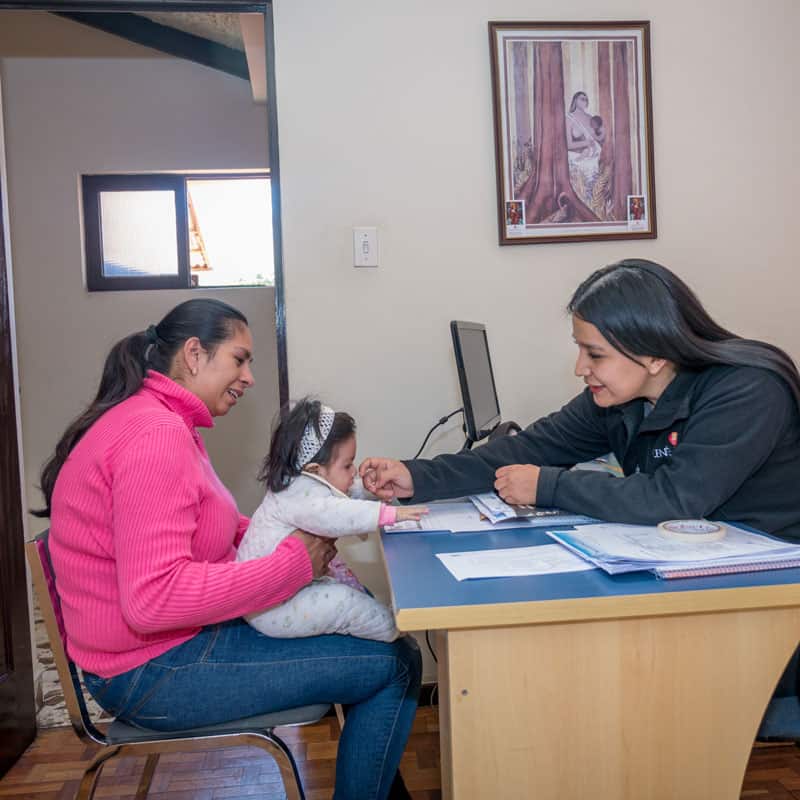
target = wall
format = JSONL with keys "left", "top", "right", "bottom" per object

{"left": 0, "top": 10, "right": 170, "bottom": 58}
{"left": 272, "top": 0, "right": 799, "bottom": 680}
{"left": 1, "top": 51, "right": 275, "bottom": 524}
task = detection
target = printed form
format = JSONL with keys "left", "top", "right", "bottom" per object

{"left": 435, "top": 544, "right": 596, "bottom": 581}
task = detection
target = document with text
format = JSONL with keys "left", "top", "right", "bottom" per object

{"left": 435, "top": 543, "right": 597, "bottom": 581}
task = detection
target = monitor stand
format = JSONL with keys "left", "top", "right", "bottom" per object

{"left": 460, "top": 419, "right": 521, "bottom": 451}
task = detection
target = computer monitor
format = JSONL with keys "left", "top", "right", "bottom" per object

{"left": 450, "top": 320, "right": 502, "bottom": 444}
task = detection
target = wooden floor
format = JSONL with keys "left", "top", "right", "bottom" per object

{"left": 0, "top": 706, "right": 440, "bottom": 800}
{"left": 2, "top": 706, "right": 800, "bottom": 799}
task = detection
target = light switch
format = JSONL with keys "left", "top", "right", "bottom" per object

{"left": 353, "top": 227, "right": 378, "bottom": 267}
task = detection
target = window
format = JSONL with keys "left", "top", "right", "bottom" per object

{"left": 82, "top": 173, "right": 273, "bottom": 291}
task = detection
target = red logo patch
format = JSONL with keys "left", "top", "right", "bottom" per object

{"left": 668, "top": 431, "right": 678, "bottom": 447}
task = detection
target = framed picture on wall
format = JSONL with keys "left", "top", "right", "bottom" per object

{"left": 489, "top": 21, "right": 656, "bottom": 245}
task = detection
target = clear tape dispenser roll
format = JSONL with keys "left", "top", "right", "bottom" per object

{"left": 657, "top": 519, "right": 726, "bottom": 542}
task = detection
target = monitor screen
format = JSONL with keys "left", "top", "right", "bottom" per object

{"left": 450, "top": 320, "right": 501, "bottom": 442}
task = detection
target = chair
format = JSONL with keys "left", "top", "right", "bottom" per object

{"left": 757, "top": 645, "right": 800, "bottom": 742}
{"left": 25, "top": 530, "right": 331, "bottom": 800}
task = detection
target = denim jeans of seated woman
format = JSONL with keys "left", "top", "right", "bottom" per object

{"left": 83, "top": 618, "right": 422, "bottom": 800}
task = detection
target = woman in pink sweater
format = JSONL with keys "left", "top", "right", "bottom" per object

{"left": 37, "top": 298, "right": 420, "bottom": 800}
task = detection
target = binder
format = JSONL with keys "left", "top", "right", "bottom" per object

{"left": 546, "top": 522, "right": 800, "bottom": 580}
{"left": 655, "top": 558, "right": 800, "bottom": 580}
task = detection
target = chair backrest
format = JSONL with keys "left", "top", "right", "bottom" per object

{"left": 25, "top": 530, "right": 107, "bottom": 744}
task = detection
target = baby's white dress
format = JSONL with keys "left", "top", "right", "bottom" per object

{"left": 236, "top": 473, "right": 399, "bottom": 642}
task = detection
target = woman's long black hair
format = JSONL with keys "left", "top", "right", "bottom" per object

{"left": 34, "top": 298, "right": 248, "bottom": 517}
{"left": 569, "top": 91, "right": 588, "bottom": 113}
{"left": 568, "top": 259, "right": 800, "bottom": 409}
{"left": 259, "top": 397, "right": 355, "bottom": 493}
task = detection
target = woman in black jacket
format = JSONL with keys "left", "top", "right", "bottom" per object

{"left": 360, "top": 259, "right": 800, "bottom": 541}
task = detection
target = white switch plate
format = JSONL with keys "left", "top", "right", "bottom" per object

{"left": 353, "top": 227, "right": 378, "bottom": 267}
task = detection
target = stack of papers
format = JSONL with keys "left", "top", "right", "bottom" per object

{"left": 469, "top": 492, "right": 595, "bottom": 527}
{"left": 546, "top": 523, "right": 800, "bottom": 579}
{"left": 384, "top": 502, "right": 529, "bottom": 533}
{"left": 384, "top": 500, "right": 594, "bottom": 534}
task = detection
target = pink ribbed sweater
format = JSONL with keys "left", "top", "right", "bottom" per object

{"left": 49, "top": 371, "right": 312, "bottom": 678}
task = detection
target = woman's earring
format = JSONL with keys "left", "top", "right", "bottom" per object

{"left": 191, "top": 368, "right": 198, "bottom": 377}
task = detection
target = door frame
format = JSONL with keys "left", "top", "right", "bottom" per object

{"left": 0, "top": 60, "right": 36, "bottom": 776}
{"left": 0, "top": 0, "right": 288, "bottom": 769}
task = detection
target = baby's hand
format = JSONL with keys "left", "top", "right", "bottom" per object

{"left": 395, "top": 506, "right": 429, "bottom": 522}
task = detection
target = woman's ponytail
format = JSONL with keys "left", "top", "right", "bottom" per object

{"left": 34, "top": 298, "right": 247, "bottom": 517}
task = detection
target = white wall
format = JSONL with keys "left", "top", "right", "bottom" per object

{"left": 1, "top": 54, "right": 276, "bottom": 529}
{"left": 273, "top": 0, "right": 799, "bottom": 680}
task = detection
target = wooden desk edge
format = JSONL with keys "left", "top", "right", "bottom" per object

{"left": 393, "top": 582, "right": 800, "bottom": 631}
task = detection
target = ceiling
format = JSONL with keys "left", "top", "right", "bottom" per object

{"left": 52, "top": 10, "right": 266, "bottom": 102}
{"left": 137, "top": 12, "right": 244, "bottom": 52}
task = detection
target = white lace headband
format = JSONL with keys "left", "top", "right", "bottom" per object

{"left": 296, "top": 405, "right": 335, "bottom": 469}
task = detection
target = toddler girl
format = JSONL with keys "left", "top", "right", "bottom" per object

{"left": 236, "top": 398, "right": 426, "bottom": 642}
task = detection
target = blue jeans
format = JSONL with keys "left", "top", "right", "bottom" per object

{"left": 83, "top": 619, "right": 421, "bottom": 800}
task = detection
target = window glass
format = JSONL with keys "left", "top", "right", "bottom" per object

{"left": 187, "top": 178, "right": 273, "bottom": 287}
{"left": 99, "top": 190, "right": 179, "bottom": 278}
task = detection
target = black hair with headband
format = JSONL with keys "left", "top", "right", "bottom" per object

{"left": 259, "top": 397, "right": 356, "bottom": 493}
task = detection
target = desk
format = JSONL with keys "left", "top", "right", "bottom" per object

{"left": 380, "top": 526, "right": 800, "bottom": 800}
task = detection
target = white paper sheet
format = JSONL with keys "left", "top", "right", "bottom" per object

{"left": 435, "top": 544, "right": 597, "bottom": 581}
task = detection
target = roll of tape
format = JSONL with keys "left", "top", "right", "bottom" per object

{"left": 657, "top": 519, "right": 726, "bottom": 542}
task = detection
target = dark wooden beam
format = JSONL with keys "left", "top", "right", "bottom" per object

{"left": 51, "top": 11, "right": 249, "bottom": 79}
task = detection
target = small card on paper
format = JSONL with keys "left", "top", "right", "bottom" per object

{"left": 470, "top": 493, "right": 564, "bottom": 523}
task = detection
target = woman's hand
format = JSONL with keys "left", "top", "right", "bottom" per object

{"left": 494, "top": 465, "right": 540, "bottom": 505}
{"left": 359, "top": 458, "right": 414, "bottom": 501}
{"left": 289, "top": 531, "right": 337, "bottom": 579}
{"left": 395, "top": 505, "right": 429, "bottom": 522}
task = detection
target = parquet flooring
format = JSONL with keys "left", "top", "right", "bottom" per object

{"left": 3, "top": 706, "right": 800, "bottom": 799}
{"left": 0, "top": 706, "right": 440, "bottom": 800}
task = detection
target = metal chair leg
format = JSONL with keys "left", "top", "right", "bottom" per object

{"left": 252, "top": 733, "right": 306, "bottom": 800}
{"left": 134, "top": 753, "right": 160, "bottom": 799}
{"left": 76, "top": 746, "right": 121, "bottom": 800}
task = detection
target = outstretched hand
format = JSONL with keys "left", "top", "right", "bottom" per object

{"left": 359, "top": 458, "right": 415, "bottom": 501}
{"left": 494, "top": 464, "right": 540, "bottom": 506}
{"left": 395, "top": 505, "right": 428, "bottom": 522}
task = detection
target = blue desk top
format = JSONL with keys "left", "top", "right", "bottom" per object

{"left": 381, "top": 526, "right": 800, "bottom": 628}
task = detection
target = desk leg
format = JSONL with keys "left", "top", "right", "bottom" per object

{"left": 436, "top": 607, "right": 800, "bottom": 800}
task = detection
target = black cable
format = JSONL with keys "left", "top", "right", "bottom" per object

{"left": 413, "top": 408, "right": 464, "bottom": 459}
{"left": 425, "top": 629, "right": 438, "bottom": 663}
{"left": 415, "top": 412, "right": 455, "bottom": 710}
{"left": 424, "top": 632, "right": 439, "bottom": 707}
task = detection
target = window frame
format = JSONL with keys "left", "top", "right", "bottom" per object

{"left": 81, "top": 171, "right": 271, "bottom": 292}
{"left": 82, "top": 173, "right": 190, "bottom": 292}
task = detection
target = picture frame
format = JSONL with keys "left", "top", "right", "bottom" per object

{"left": 489, "top": 21, "right": 656, "bottom": 245}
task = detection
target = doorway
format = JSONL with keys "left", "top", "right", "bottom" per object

{"left": 0, "top": 0, "right": 286, "bottom": 772}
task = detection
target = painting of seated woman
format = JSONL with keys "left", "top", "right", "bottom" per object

{"left": 490, "top": 22, "right": 657, "bottom": 244}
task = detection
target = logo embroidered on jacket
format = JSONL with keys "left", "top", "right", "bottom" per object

{"left": 668, "top": 431, "right": 679, "bottom": 446}
{"left": 653, "top": 446, "right": 673, "bottom": 459}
